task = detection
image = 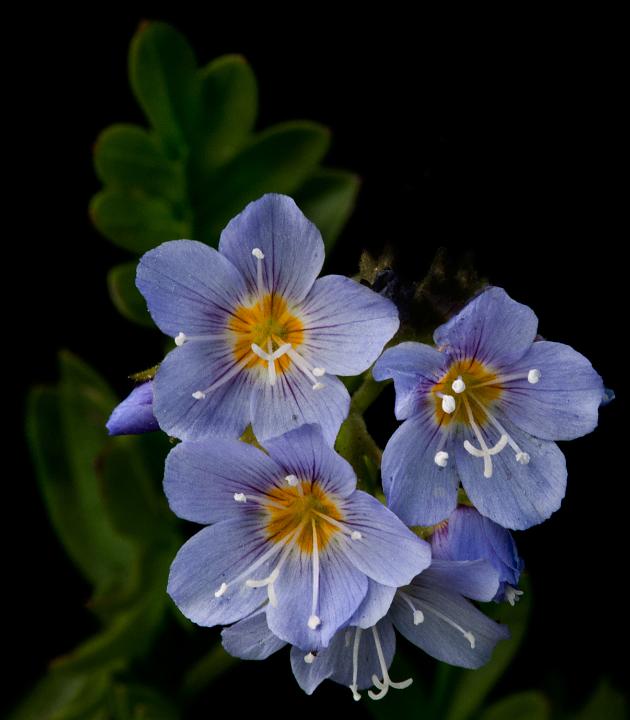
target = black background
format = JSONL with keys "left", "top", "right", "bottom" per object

{"left": 8, "top": 9, "right": 627, "bottom": 717}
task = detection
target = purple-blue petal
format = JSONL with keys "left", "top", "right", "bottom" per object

{"left": 106, "top": 382, "right": 159, "bottom": 436}
{"left": 265, "top": 544, "right": 368, "bottom": 651}
{"left": 414, "top": 559, "right": 500, "bottom": 603}
{"left": 348, "top": 579, "right": 397, "bottom": 629}
{"left": 263, "top": 424, "right": 356, "bottom": 498}
{"left": 298, "top": 275, "right": 400, "bottom": 376}
{"left": 251, "top": 364, "right": 350, "bottom": 446}
{"left": 456, "top": 416, "right": 567, "bottom": 530}
{"left": 153, "top": 342, "right": 256, "bottom": 441}
{"left": 433, "top": 287, "right": 538, "bottom": 368}
{"left": 339, "top": 491, "right": 432, "bottom": 587}
{"left": 218, "top": 194, "right": 324, "bottom": 304}
{"left": 221, "top": 611, "right": 287, "bottom": 660}
{"left": 373, "top": 342, "right": 447, "bottom": 420}
{"left": 167, "top": 518, "right": 275, "bottom": 627}
{"left": 499, "top": 340, "right": 604, "bottom": 441}
{"left": 164, "top": 437, "right": 284, "bottom": 524}
{"left": 136, "top": 239, "right": 247, "bottom": 338}
{"left": 380, "top": 411, "right": 460, "bottom": 526}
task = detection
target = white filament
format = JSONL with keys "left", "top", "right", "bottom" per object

{"left": 349, "top": 628, "right": 363, "bottom": 701}
{"left": 368, "top": 625, "right": 413, "bottom": 700}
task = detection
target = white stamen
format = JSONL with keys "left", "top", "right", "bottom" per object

{"left": 233, "top": 493, "right": 247, "bottom": 503}
{"left": 368, "top": 625, "right": 413, "bottom": 700}
{"left": 351, "top": 530, "right": 363, "bottom": 540}
{"left": 452, "top": 376, "right": 466, "bottom": 393}
{"left": 192, "top": 356, "right": 249, "bottom": 400}
{"left": 423, "top": 603, "right": 476, "bottom": 649}
{"left": 214, "top": 582, "right": 228, "bottom": 598}
{"left": 174, "top": 332, "right": 187, "bottom": 346}
{"left": 441, "top": 394, "right": 457, "bottom": 414}
{"left": 312, "top": 511, "right": 367, "bottom": 542}
{"left": 527, "top": 368, "right": 541, "bottom": 384}
{"left": 312, "top": 382, "right": 325, "bottom": 391}
{"left": 349, "top": 628, "right": 363, "bottom": 701}
{"left": 505, "top": 585, "right": 524, "bottom": 606}
{"left": 516, "top": 451, "right": 530, "bottom": 465}
{"left": 304, "top": 652, "right": 316, "bottom": 664}
{"left": 252, "top": 248, "right": 265, "bottom": 260}
{"left": 434, "top": 450, "right": 449, "bottom": 467}
{"left": 286, "top": 347, "right": 326, "bottom": 392}
{"left": 312, "top": 367, "right": 326, "bottom": 377}
{"left": 309, "top": 520, "right": 321, "bottom": 631}
{"left": 285, "top": 474, "right": 299, "bottom": 486}
{"left": 192, "top": 390, "right": 206, "bottom": 400}
{"left": 414, "top": 610, "right": 424, "bottom": 625}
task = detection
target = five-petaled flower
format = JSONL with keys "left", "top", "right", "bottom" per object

{"left": 373, "top": 287, "right": 604, "bottom": 529}
{"left": 430, "top": 504, "right": 524, "bottom": 605}
{"left": 165, "top": 424, "right": 430, "bottom": 650}
{"left": 222, "top": 558, "right": 509, "bottom": 701}
{"left": 136, "top": 193, "right": 399, "bottom": 445}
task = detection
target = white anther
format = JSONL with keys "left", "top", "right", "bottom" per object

{"left": 505, "top": 585, "right": 524, "bottom": 606}
{"left": 285, "top": 474, "right": 299, "bottom": 486}
{"left": 413, "top": 610, "right": 424, "bottom": 625}
{"left": 174, "top": 332, "right": 187, "bottom": 346}
{"left": 452, "top": 376, "right": 466, "bottom": 393}
{"left": 464, "top": 632, "right": 476, "bottom": 649}
{"left": 312, "top": 367, "right": 326, "bottom": 377}
{"left": 312, "top": 382, "right": 325, "bottom": 391}
{"left": 350, "top": 685, "right": 361, "bottom": 701}
{"left": 527, "top": 368, "right": 541, "bottom": 384}
{"left": 214, "top": 582, "right": 228, "bottom": 598}
{"left": 515, "top": 451, "right": 530, "bottom": 465}
{"left": 441, "top": 394, "right": 456, "bottom": 414}
{"left": 308, "top": 614, "right": 321, "bottom": 630}
{"left": 252, "top": 248, "right": 265, "bottom": 260}
{"left": 233, "top": 493, "right": 247, "bottom": 503}
{"left": 351, "top": 530, "right": 363, "bottom": 540}
{"left": 434, "top": 450, "right": 449, "bottom": 467}
{"left": 304, "top": 652, "right": 316, "bottom": 664}
{"left": 192, "top": 390, "right": 206, "bottom": 400}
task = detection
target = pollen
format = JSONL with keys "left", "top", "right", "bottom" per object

{"left": 264, "top": 481, "right": 343, "bottom": 553}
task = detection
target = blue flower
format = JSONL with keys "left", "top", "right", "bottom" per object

{"left": 222, "top": 558, "right": 509, "bottom": 701}
{"left": 106, "top": 382, "right": 159, "bottom": 436}
{"left": 373, "top": 287, "right": 604, "bottom": 530}
{"left": 430, "top": 505, "right": 524, "bottom": 604}
{"left": 165, "top": 424, "right": 429, "bottom": 650}
{"left": 136, "top": 194, "right": 399, "bottom": 445}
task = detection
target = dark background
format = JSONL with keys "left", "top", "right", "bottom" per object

{"left": 9, "top": 9, "right": 626, "bottom": 717}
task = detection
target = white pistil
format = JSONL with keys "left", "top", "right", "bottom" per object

{"left": 452, "top": 376, "right": 466, "bottom": 393}
{"left": 214, "top": 582, "right": 228, "bottom": 598}
{"left": 505, "top": 585, "right": 524, "bottom": 606}
{"left": 400, "top": 592, "right": 424, "bottom": 625}
{"left": 251, "top": 341, "right": 291, "bottom": 387}
{"left": 527, "top": 368, "right": 541, "bottom": 384}
{"left": 434, "top": 450, "right": 449, "bottom": 468}
{"left": 462, "top": 396, "right": 506, "bottom": 478}
{"left": 349, "top": 628, "right": 363, "bottom": 701}
{"left": 175, "top": 332, "right": 187, "bottom": 346}
{"left": 308, "top": 520, "right": 321, "bottom": 632}
{"left": 252, "top": 248, "right": 265, "bottom": 297}
{"left": 267, "top": 339, "right": 277, "bottom": 386}
{"left": 192, "top": 356, "right": 249, "bottom": 400}
{"left": 423, "top": 603, "right": 475, "bottom": 649}
{"left": 441, "top": 394, "right": 456, "bottom": 414}
{"left": 304, "top": 652, "right": 316, "bottom": 664}
{"left": 368, "top": 625, "right": 413, "bottom": 700}
{"left": 233, "top": 493, "right": 247, "bottom": 503}
{"left": 468, "top": 394, "right": 531, "bottom": 467}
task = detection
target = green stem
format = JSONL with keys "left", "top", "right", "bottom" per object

{"left": 350, "top": 372, "right": 388, "bottom": 415}
{"left": 180, "top": 643, "right": 238, "bottom": 701}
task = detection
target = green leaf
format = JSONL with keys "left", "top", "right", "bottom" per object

{"left": 181, "top": 644, "right": 239, "bottom": 699}
{"left": 8, "top": 669, "right": 110, "bottom": 720}
{"left": 294, "top": 168, "right": 360, "bottom": 252}
{"left": 109, "top": 684, "right": 180, "bottom": 720}
{"left": 129, "top": 22, "right": 199, "bottom": 157}
{"left": 576, "top": 680, "right": 627, "bottom": 720}
{"left": 445, "top": 576, "right": 532, "bottom": 720}
{"left": 196, "top": 54, "right": 258, "bottom": 170}
{"left": 90, "top": 190, "right": 188, "bottom": 254}
{"left": 194, "top": 121, "right": 331, "bottom": 243}
{"left": 480, "top": 691, "right": 550, "bottom": 720}
{"left": 108, "top": 262, "right": 152, "bottom": 326}
{"left": 27, "top": 365, "right": 134, "bottom": 595}
{"left": 94, "top": 124, "right": 183, "bottom": 202}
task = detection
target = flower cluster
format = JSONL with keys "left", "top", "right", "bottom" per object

{"left": 108, "top": 194, "right": 605, "bottom": 701}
